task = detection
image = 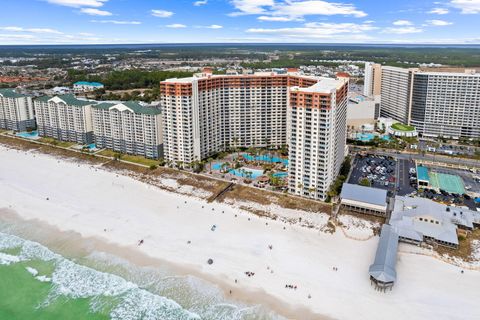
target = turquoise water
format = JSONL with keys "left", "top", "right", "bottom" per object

{"left": 241, "top": 154, "right": 288, "bottom": 166}
{"left": 229, "top": 168, "right": 264, "bottom": 179}
{"left": 272, "top": 172, "right": 288, "bottom": 179}
{"left": 0, "top": 230, "right": 280, "bottom": 320}
{"left": 212, "top": 163, "right": 264, "bottom": 179}
{"left": 355, "top": 133, "right": 390, "bottom": 142}
{"left": 15, "top": 131, "right": 39, "bottom": 139}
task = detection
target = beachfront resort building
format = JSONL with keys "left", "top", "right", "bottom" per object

{"left": 91, "top": 101, "right": 163, "bottom": 159}
{"left": 288, "top": 77, "right": 349, "bottom": 200}
{"left": 0, "top": 88, "right": 35, "bottom": 131}
{"left": 161, "top": 70, "right": 349, "bottom": 200}
{"left": 34, "top": 94, "right": 95, "bottom": 144}
{"left": 73, "top": 81, "right": 104, "bottom": 93}
{"left": 390, "top": 196, "right": 480, "bottom": 248}
{"left": 376, "top": 65, "right": 480, "bottom": 139}
{"left": 160, "top": 70, "right": 320, "bottom": 163}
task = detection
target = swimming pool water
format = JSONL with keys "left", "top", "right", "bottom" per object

{"left": 272, "top": 172, "right": 288, "bottom": 178}
{"left": 355, "top": 133, "right": 390, "bottom": 142}
{"left": 211, "top": 163, "right": 264, "bottom": 178}
{"left": 241, "top": 153, "right": 288, "bottom": 165}
{"left": 15, "top": 131, "right": 38, "bottom": 139}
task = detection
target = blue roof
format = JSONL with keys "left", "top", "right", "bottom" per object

{"left": 369, "top": 224, "right": 399, "bottom": 284}
{"left": 74, "top": 81, "right": 104, "bottom": 87}
{"left": 340, "top": 183, "right": 387, "bottom": 207}
{"left": 417, "top": 166, "right": 429, "bottom": 182}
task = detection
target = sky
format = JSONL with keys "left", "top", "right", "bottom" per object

{"left": 0, "top": 0, "right": 479, "bottom": 44}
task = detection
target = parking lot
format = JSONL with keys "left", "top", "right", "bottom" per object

{"left": 396, "top": 159, "right": 417, "bottom": 196}
{"left": 349, "top": 154, "right": 397, "bottom": 191}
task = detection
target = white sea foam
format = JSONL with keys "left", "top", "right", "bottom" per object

{"left": 36, "top": 275, "right": 52, "bottom": 282}
{"left": 26, "top": 266, "right": 39, "bottom": 276}
{"left": 0, "top": 252, "right": 21, "bottom": 265}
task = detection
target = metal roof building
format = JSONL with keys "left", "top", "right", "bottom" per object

{"left": 390, "top": 196, "right": 467, "bottom": 248}
{"left": 369, "top": 224, "right": 399, "bottom": 291}
{"left": 340, "top": 183, "right": 388, "bottom": 217}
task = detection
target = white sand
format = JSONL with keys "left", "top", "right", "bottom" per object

{"left": 1, "top": 146, "right": 479, "bottom": 320}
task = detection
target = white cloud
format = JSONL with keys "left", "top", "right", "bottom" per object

{"left": 257, "top": 15, "right": 303, "bottom": 21}
{"left": 429, "top": 7, "right": 450, "bottom": 14}
{"left": 450, "top": 0, "right": 480, "bottom": 14}
{"left": 426, "top": 19, "right": 453, "bottom": 26}
{"left": 229, "top": 0, "right": 274, "bottom": 16}
{"left": 166, "top": 24, "right": 187, "bottom": 28}
{"left": 151, "top": 9, "right": 174, "bottom": 18}
{"left": 382, "top": 26, "right": 423, "bottom": 34}
{"left": 247, "top": 22, "right": 377, "bottom": 40}
{"left": 44, "top": 0, "right": 107, "bottom": 8}
{"left": 0, "top": 34, "right": 35, "bottom": 39}
{"left": 78, "top": 32, "right": 95, "bottom": 36}
{"left": 393, "top": 20, "right": 413, "bottom": 26}
{"left": 230, "top": 0, "right": 367, "bottom": 18}
{"left": 0, "top": 26, "right": 63, "bottom": 34}
{"left": 90, "top": 20, "right": 141, "bottom": 25}
{"left": 193, "top": 0, "right": 208, "bottom": 6}
{"left": 80, "top": 8, "right": 112, "bottom": 16}
{"left": 204, "top": 24, "right": 223, "bottom": 29}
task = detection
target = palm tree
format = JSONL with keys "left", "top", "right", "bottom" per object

{"left": 207, "top": 157, "right": 213, "bottom": 172}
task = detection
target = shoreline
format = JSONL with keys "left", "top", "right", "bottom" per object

{"left": 0, "top": 208, "right": 328, "bottom": 320}
{"left": 1, "top": 145, "right": 479, "bottom": 320}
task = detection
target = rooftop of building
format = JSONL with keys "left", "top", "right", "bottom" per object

{"left": 290, "top": 77, "right": 348, "bottom": 93}
{"left": 93, "top": 101, "right": 161, "bottom": 115}
{"left": 388, "top": 196, "right": 480, "bottom": 245}
{"left": 340, "top": 183, "right": 388, "bottom": 207}
{"left": 161, "top": 71, "right": 320, "bottom": 84}
{"left": 0, "top": 88, "right": 29, "bottom": 99}
{"left": 368, "top": 224, "right": 399, "bottom": 284}
{"left": 35, "top": 94, "right": 95, "bottom": 107}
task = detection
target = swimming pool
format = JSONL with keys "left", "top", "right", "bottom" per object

{"left": 211, "top": 163, "right": 263, "bottom": 179}
{"left": 241, "top": 153, "right": 288, "bottom": 165}
{"left": 229, "top": 167, "right": 264, "bottom": 179}
{"left": 15, "top": 131, "right": 39, "bottom": 139}
{"left": 272, "top": 172, "right": 288, "bottom": 178}
{"left": 356, "top": 133, "right": 390, "bottom": 142}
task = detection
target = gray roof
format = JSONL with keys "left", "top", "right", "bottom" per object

{"left": 93, "top": 101, "right": 161, "bottom": 115}
{"left": 340, "top": 183, "right": 388, "bottom": 207}
{"left": 390, "top": 196, "right": 460, "bottom": 245}
{"left": 369, "top": 224, "right": 399, "bottom": 284}
{"left": 0, "top": 88, "right": 28, "bottom": 98}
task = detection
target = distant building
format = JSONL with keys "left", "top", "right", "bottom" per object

{"left": 390, "top": 196, "right": 480, "bottom": 248}
{"left": 91, "top": 101, "right": 163, "bottom": 159}
{"left": 0, "top": 88, "right": 35, "bottom": 131}
{"left": 378, "top": 66, "right": 480, "bottom": 139}
{"left": 363, "top": 62, "right": 382, "bottom": 97}
{"left": 34, "top": 94, "right": 95, "bottom": 144}
{"left": 369, "top": 224, "right": 399, "bottom": 291}
{"left": 340, "top": 183, "right": 388, "bottom": 217}
{"left": 73, "top": 81, "right": 104, "bottom": 93}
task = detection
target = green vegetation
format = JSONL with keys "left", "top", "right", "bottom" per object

{"left": 326, "top": 155, "right": 352, "bottom": 202}
{"left": 38, "top": 137, "right": 75, "bottom": 148}
{"left": 391, "top": 123, "right": 415, "bottom": 132}
{"left": 359, "top": 178, "right": 371, "bottom": 187}
{"left": 98, "top": 149, "right": 160, "bottom": 167}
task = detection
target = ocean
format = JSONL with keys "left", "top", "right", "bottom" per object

{"left": 0, "top": 228, "right": 281, "bottom": 320}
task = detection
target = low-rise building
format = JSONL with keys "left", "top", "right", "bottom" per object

{"left": 73, "top": 81, "right": 104, "bottom": 93}
{"left": 0, "top": 88, "right": 35, "bottom": 131}
{"left": 340, "top": 183, "right": 389, "bottom": 217}
{"left": 390, "top": 196, "right": 480, "bottom": 248}
{"left": 34, "top": 94, "right": 95, "bottom": 144}
{"left": 91, "top": 101, "right": 163, "bottom": 159}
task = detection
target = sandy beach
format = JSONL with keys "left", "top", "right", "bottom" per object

{"left": 1, "top": 145, "right": 479, "bottom": 320}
